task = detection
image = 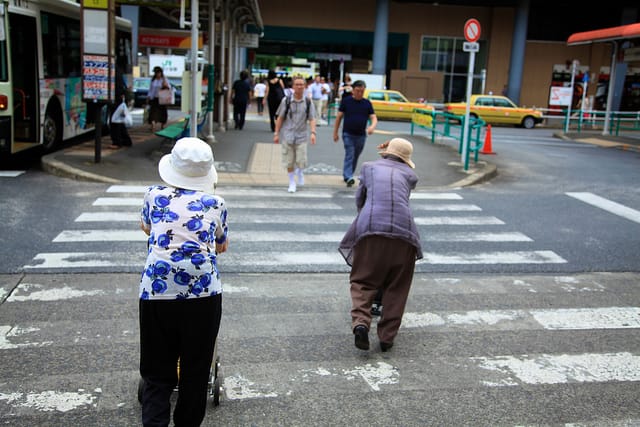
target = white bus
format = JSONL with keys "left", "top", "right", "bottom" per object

{"left": 0, "top": 0, "right": 132, "bottom": 157}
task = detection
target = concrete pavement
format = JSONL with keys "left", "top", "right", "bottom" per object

{"left": 40, "top": 108, "right": 497, "bottom": 190}
{"left": 40, "top": 108, "right": 640, "bottom": 189}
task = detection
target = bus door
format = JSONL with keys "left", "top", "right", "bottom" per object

{"left": 8, "top": 12, "right": 38, "bottom": 146}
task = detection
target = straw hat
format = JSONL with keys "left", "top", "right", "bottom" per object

{"left": 158, "top": 137, "right": 218, "bottom": 193}
{"left": 379, "top": 137, "right": 415, "bottom": 169}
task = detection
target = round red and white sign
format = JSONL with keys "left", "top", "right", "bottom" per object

{"left": 464, "top": 19, "right": 481, "bottom": 43}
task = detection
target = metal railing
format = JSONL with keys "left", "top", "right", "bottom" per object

{"left": 411, "top": 108, "right": 486, "bottom": 170}
{"left": 535, "top": 107, "right": 640, "bottom": 135}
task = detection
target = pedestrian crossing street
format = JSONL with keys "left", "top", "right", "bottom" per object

{"left": 23, "top": 184, "right": 569, "bottom": 272}
{"left": 2, "top": 271, "right": 640, "bottom": 424}
{"left": 5, "top": 184, "right": 640, "bottom": 424}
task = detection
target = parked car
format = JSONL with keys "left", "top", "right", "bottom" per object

{"left": 444, "top": 94, "right": 543, "bottom": 129}
{"left": 132, "top": 77, "right": 151, "bottom": 108}
{"left": 363, "top": 89, "right": 433, "bottom": 121}
{"left": 132, "top": 77, "right": 181, "bottom": 108}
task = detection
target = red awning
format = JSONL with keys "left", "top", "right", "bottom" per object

{"left": 567, "top": 23, "right": 640, "bottom": 45}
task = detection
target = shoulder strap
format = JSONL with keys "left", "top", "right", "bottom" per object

{"left": 305, "top": 97, "right": 310, "bottom": 120}
{"left": 284, "top": 95, "right": 292, "bottom": 119}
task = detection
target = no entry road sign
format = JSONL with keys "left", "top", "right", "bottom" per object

{"left": 464, "top": 19, "right": 481, "bottom": 43}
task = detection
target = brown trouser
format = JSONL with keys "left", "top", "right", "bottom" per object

{"left": 350, "top": 235, "right": 417, "bottom": 344}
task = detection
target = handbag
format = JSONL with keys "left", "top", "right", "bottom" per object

{"left": 158, "top": 87, "right": 174, "bottom": 105}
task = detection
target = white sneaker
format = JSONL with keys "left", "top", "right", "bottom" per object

{"left": 288, "top": 183, "right": 296, "bottom": 193}
{"left": 297, "top": 174, "right": 304, "bottom": 186}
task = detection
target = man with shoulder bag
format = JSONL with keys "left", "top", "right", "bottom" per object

{"left": 273, "top": 75, "right": 317, "bottom": 193}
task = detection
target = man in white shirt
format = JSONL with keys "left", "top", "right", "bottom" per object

{"left": 253, "top": 78, "right": 267, "bottom": 115}
{"left": 321, "top": 77, "right": 331, "bottom": 120}
{"left": 310, "top": 75, "right": 325, "bottom": 123}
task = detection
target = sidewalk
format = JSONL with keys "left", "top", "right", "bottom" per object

{"left": 41, "top": 109, "right": 498, "bottom": 190}
{"left": 554, "top": 129, "right": 640, "bottom": 152}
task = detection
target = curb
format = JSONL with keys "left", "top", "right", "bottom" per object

{"left": 447, "top": 161, "right": 498, "bottom": 188}
{"left": 40, "top": 154, "right": 122, "bottom": 184}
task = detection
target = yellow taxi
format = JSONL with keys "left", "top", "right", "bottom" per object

{"left": 364, "top": 89, "right": 433, "bottom": 121}
{"left": 444, "top": 95, "right": 543, "bottom": 129}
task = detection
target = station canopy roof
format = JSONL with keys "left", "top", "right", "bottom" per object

{"left": 567, "top": 22, "right": 640, "bottom": 45}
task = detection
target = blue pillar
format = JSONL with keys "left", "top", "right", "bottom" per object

{"left": 120, "top": 5, "right": 139, "bottom": 67}
{"left": 372, "top": 0, "right": 389, "bottom": 76}
{"left": 506, "top": 0, "right": 529, "bottom": 104}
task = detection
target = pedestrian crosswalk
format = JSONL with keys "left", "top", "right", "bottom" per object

{"left": 2, "top": 270, "right": 640, "bottom": 425}
{"left": 23, "top": 185, "right": 568, "bottom": 273}
{"left": 6, "top": 185, "right": 640, "bottom": 424}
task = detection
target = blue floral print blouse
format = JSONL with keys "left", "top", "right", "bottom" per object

{"left": 139, "top": 185, "right": 228, "bottom": 300}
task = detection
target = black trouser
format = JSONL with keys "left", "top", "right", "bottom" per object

{"left": 110, "top": 122, "right": 132, "bottom": 146}
{"left": 233, "top": 100, "right": 248, "bottom": 129}
{"left": 139, "top": 294, "right": 222, "bottom": 427}
{"left": 267, "top": 97, "right": 281, "bottom": 132}
{"left": 256, "top": 97, "right": 264, "bottom": 113}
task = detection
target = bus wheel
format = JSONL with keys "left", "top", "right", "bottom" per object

{"left": 43, "top": 109, "right": 61, "bottom": 152}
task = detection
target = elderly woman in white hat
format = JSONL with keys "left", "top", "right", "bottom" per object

{"left": 138, "top": 137, "right": 228, "bottom": 426}
{"left": 339, "top": 137, "right": 423, "bottom": 352}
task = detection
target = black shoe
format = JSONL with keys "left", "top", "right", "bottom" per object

{"left": 346, "top": 178, "right": 355, "bottom": 187}
{"left": 353, "top": 325, "right": 369, "bottom": 350}
{"left": 380, "top": 342, "right": 394, "bottom": 352}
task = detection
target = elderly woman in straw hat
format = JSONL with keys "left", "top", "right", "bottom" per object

{"left": 138, "top": 137, "right": 228, "bottom": 427}
{"left": 339, "top": 137, "right": 423, "bottom": 352}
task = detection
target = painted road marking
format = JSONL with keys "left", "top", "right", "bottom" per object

{"left": 105, "top": 185, "right": 464, "bottom": 200}
{"left": 0, "top": 171, "right": 25, "bottom": 177}
{"left": 93, "top": 197, "right": 345, "bottom": 210}
{"left": 53, "top": 230, "right": 145, "bottom": 242}
{"left": 567, "top": 192, "right": 640, "bottom": 224}
{"left": 74, "top": 212, "right": 505, "bottom": 225}
{"left": 422, "top": 250, "right": 566, "bottom": 264}
{"left": 473, "top": 352, "right": 640, "bottom": 385}
{"left": 75, "top": 212, "right": 139, "bottom": 222}
{"left": 402, "top": 306, "right": 640, "bottom": 330}
{"left": 0, "top": 390, "right": 96, "bottom": 412}
{"left": 24, "top": 250, "right": 567, "bottom": 269}
{"left": 52, "top": 230, "right": 532, "bottom": 243}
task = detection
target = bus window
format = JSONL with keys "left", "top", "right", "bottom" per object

{"left": 41, "top": 12, "right": 81, "bottom": 78}
{"left": 0, "top": 40, "right": 8, "bottom": 81}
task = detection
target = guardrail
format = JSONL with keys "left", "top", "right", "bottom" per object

{"left": 410, "top": 108, "right": 486, "bottom": 170}
{"left": 535, "top": 107, "right": 640, "bottom": 135}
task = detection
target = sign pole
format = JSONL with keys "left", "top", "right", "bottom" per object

{"left": 461, "top": 50, "right": 475, "bottom": 169}
{"left": 564, "top": 60, "right": 577, "bottom": 133}
{"left": 461, "top": 19, "right": 481, "bottom": 170}
{"left": 81, "top": 0, "right": 115, "bottom": 163}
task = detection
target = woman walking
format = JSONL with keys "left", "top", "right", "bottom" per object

{"left": 138, "top": 137, "right": 229, "bottom": 426}
{"left": 263, "top": 69, "right": 285, "bottom": 132}
{"left": 339, "top": 138, "right": 423, "bottom": 352}
{"left": 147, "top": 66, "right": 170, "bottom": 131}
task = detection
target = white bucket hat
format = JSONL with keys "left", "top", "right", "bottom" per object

{"left": 378, "top": 137, "right": 415, "bottom": 169}
{"left": 158, "top": 137, "right": 218, "bottom": 193}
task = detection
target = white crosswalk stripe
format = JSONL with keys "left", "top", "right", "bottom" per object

{"left": 25, "top": 185, "right": 567, "bottom": 271}
{"left": 2, "top": 272, "right": 640, "bottom": 424}
{"left": 0, "top": 170, "right": 25, "bottom": 177}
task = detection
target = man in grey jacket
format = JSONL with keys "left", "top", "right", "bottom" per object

{"left": 339, "top": 138, "right": 423, "bottom": 352}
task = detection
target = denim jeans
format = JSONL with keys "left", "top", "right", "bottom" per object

{"left": 342, "top": 132, "right": 367, "bottom": 181}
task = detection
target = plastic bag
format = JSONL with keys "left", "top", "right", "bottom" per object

{"left": 123, "top": 105, "right": 133, "bottom": 128}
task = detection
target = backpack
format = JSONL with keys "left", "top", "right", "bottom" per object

{"left": 284, "top": 95, "right": 311, "bottom": 120}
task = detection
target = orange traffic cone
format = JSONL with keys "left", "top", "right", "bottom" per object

{"left": 481, "top": 124, "right": 496, "bottom": 154}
